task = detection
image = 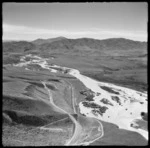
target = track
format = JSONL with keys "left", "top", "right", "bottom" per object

{"left": 41, "top": 80, "right": 104, "bottom": 146}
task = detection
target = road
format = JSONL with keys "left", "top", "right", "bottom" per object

{"left": 41, "top": 81, "right": 83, "bottom": 145}
{"left": 63, "top": 80, "right": 77, "bottom": 114}
{"left": 41, "top": 80, "right": 104, "bottom": 146}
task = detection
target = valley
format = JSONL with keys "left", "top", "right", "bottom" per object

{"left": 3, "top": 37, "right": 148, "bottom": 146}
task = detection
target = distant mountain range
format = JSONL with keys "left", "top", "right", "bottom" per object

{"left": 3, "top": 37, "right": 147, "bottom": 53}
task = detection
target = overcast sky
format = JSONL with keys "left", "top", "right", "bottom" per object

{"left": 3, "top": 2, "right": 148, "bottom": 41}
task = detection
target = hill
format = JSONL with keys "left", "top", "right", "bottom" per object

{"left": 32, "top": 36, "right": 67, "bottom": 45}
{"left": 3, "top": 37, "right": 147, "bottom": 54}
{"left": 3, "top": 41, "right": 36, "bottom": 53}
{"left": 37, "top": 37, "right": 147, "bottom": 54}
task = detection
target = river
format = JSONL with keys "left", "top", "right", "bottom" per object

{"left": 13, "top": 54, "right": 148, "bottom": 144}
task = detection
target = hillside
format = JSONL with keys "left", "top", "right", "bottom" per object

{"left": 37, "top": 38, "right": 147, "bottom": 55}
{"left": 3, "top": 37, "right": 147, "bottom": 53}
{"left": 3, "top": 41, "right": 36, "bottom": 53}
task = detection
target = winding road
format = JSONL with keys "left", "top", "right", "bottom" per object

{"left": 41, "top": 80, "right": 104, "bottom": 146}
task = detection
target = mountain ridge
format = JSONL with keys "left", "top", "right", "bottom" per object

{"left": 3, "top": 37, "right": 147, "bottom": 53}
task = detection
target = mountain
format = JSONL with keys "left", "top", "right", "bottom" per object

{"left": 36, "top": 37, "right": 147, "bottom": 57}
{"left": 3, "top": 37, "right": 147, "bottom": 54}
{"left": 37, "top": 37, "right": 147, "bottom": 53}
{"left": 32, "top": 36, "right": 67, "bottom": 45}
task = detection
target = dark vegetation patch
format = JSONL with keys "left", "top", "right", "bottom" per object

{"left": 80, "top": 90, "right": 87, "bottom": 95}
{"left": 3, "top": 110, "right": 66, "bottom": 127}
{"left": 133, "top": 119, "right": 147, "bottom": 131}
{"left": 100, "top": 86, "right": 119, "bottom": 94}
{"left": 24, "top": 48, "right": 31, "bottom": 52}
{"left": 48, "top": 79, "right": 60, "bottom": 82}
{"left": 141, "top": 112, "right": 147, "bottom": 121}
{"left": 22, "top": 92, "right": 32, "bottom": 98}
{"left": 100, "top": 98, "right": 113, "bottom": 106}
{"left": 92, "top": 110, "right": 101, "bottom": 116}
{"left": 80, "top": 89, "right": 94, "bottom": 96}
{"left": 92, "top": 109, "right": 103, "bottom": 116}
{"left": 3, "top": 110, "right": 46, "bottom": 126}
{"left": 28, "top": 82, "right": 44, "bottom": 88}
{"left": 92, "top": 107, "right": 108, "bottom": 116}
{"left": 80, "top": 90, "right": 95, "bottom": 101}
{"left": 3, "top": 95, "right": 63, "bottom": 116}
{"left": 46, "top": 84, "right": 57, "bottom": 91}
{"left": 82, "top": 101, "right": 100, "bottom": 108}
{"left": 84, "top": 95, "right": 94, "bottom": 101}
{"left": 97, "top": 106, "right": 108, "bottom": 116}
{"left": 96, "top": 92, "right": 101, "bottom": 96}
{"left": 82, "top": 101, "right": 108, "bottom": 116}
{"left": 111, "top": 96, "right": 122, "bottom": 105}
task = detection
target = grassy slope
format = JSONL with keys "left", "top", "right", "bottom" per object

{"left": 91, "top": 120, "right": 147, "bottom": 146}
{"left": 2, "top": 67, "right": 74, "bottom": 146}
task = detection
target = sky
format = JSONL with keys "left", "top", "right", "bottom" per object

{"left": 3, "top": 2, "right": 148, "bottom": 41}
